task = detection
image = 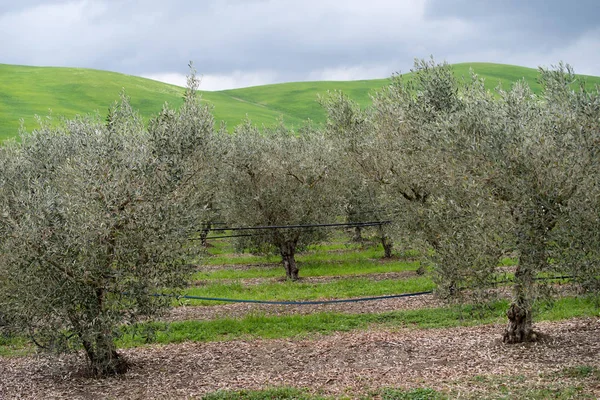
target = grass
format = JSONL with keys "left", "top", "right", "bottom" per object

{"left": 201, "top": 387, "right": 444, "bottom": 400}
{"left": 202, "top": 243, "right": 387, "bottom": 266}
{"left": 1, "top": 296, "right": 597, "bottom": 357}
{"left": 380, "top": 388, "right": 444, "bottom": 400}
{"left": 453, "top": 370, "right": 600, "bottom": 399}
{"left": 198, "top": 365, "right": 600, "bottom": 399}
{"left": 118, "top": 296, "right": 598, "bottom": 348}
{"left": 193, "top": 258, "right": 420, "bottom": 281}
{"left": 3, "top": 62, "right": 600, "bottom": 141}
{"left": 202, "top": 387, "right": 331, "bottom": 400}
{"left": 0, "top": 64, "right": 304, "bottom": 141}
{"left": 0, "top": 335, "right": 32, "bottom": 357}
{"left": 181, "top": 275, "right": 435, "bottom": 305}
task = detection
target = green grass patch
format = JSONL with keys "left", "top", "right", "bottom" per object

{"left": 0, "top": 335, "right": 34, "bottom": 357}
{"left": 181, "top": 276, "right": 435, "bottom": 305}
{"left": 202, "top": 239, "right": 386, "bottom": 267}
{"left": 202, "top": 387, "right": 445, "bottom": 400}
{"left": 2, "top": 297, "right": 597, "bottom": 356}
{"left": 119, "top": 304, "right": 505, "bottom": 347}
{"left": 119, "top": 297, "right": 598, "bottom": 348}
{"left": 201, "top": 387, "right": 330, "bottom": 400}
{"left": 3, "top": 62, "right": 599, "bottom": 142}
{"left": 380, "top": 387, "right": 444, "bottom": 400}
{"left": 454, "top": 371, "right": 598, "bottom": 399}
{"left": 559, "top": 365, "right": 600, "bottom": 379}
{"left": 193, "top": 258, "right": 420, "bottom": 281}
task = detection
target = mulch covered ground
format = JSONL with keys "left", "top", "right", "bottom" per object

{"left": 1, "top": 318, "right": 598, "bottom": 399}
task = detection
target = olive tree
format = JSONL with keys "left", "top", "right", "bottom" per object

{"left": 219, "top": 121, "right": 344, "bottom": 280}
{"left": 469, "top": 66, "right": 600, "bottom": 342}
{"left": 320, "top": 91, "right": 397, "bottom": 256}
{"left": 372, "top": 60, "right": 510, "bottom": 300}
{"left": 0, "top": 74, "right": 214, "bottom": 375}
{"left": 388, "top": 60, "right": 600, "bottom": 342}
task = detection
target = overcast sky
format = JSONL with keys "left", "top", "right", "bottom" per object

{"left": 1, "top": 0, "right": 599, "bottom": 90}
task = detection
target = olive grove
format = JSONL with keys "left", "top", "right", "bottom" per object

{"left": 1, "top": 58, "right": 598, "bottom": 384}
{"left": 327, "top": 59, "right": 600, "bottom": 342}
{"left": 320, "top": 91, "right": 395, "bottom": 256}
{"left": 219, "top": 121, "right": 345, "bottom": 280}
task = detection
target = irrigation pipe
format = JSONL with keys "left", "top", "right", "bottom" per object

{"left": 158, "top": 290, "right": 434, "bottom": 305}
{"left": 209, "top": 220, "right": 391, "bottom": 232}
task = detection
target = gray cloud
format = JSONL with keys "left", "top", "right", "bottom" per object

{"left": 1, "top": 0, "right": 599, "bottom": 89}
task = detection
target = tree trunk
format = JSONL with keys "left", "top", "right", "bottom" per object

{"left": 200, "top": 222, "right": 211, "bottom": 247}
{"left": 503, "top": 301, "right": 536, "bottom": 343}
{"left": 504, "top": 203, "right": 557, "bottom": 343}
{"left": 378, "top": 226, "right": 393, "bottom": 258}
{"left": 352, "top": 226, "right": 363, "bottom": 242}
{"left": 79, "top": 287, "right": 128, "bottom": 376}
{"left": 280, "top": 241, "right": 299, "bottom": 281}
{"left": 504, "top": 231, "right": 542, "bottom": 343}
{"left": 83, "top": 334, "right": 128, "bottom": 377}
{"left": 381, "top": 234, "right": 393, "bottom": 258}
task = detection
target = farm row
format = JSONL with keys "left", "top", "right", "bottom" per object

{"left": 1, "top": 233, "right": 599, "bottom": 398}
{"left": 1, "top": 59, "right": 599, "bottom": 397}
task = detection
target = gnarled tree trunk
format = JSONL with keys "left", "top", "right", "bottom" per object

{"left": 200, "top": 222, "right": 211, "bottom": 247}
{"left": 379, "top": 226, "right": 393, "bottom": 258}
{"left": 279, "top": 240, "right": 299, "bottom": 281}
{"left": 352, "top": 226, "right": 363, "bottom": 242}
{"left": 82, "top": 334, "right": 128, "bottom": 377}
{"left": 76, "top": 287, "right": 129, "bottom": 377}
{"left": 504, "top": 219, "right": 549, "bottom": 343}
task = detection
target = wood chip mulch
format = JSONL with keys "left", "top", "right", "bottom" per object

{"left": 1, "top": 318, "right": 598, "bottom": 399}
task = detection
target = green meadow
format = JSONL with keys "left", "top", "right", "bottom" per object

{"left": 2, "top": 62, "right": 600, "bottom": 141}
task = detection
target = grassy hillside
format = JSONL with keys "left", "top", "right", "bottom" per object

{"left": 1, "top": 62, "right": 599, "bottom": 141}
{"left": 0, "top": 64, "right": 304, "bottom": 141}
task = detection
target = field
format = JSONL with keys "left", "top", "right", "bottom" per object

{"left": 1, "top": 231, "right": 598, "bottom": 399}
{"left": 1, "top": 61, "right": 600, "bottom": 399}
{"left": 2, "top": 62, "right": 600, "bottom": 141}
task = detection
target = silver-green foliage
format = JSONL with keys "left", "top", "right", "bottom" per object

{"left": 326, "top": 58, "right": 600, "bottom": 342}
{"left": 381, "top": 60, "right": 599, "bottom": 341}
{"left": 0, "top": 81, "right": 214, "bottom": 375}
{"left": 319, "top": 90, "right": 396, "bottom": 255}
{"left": 324, "top": 60, "right": 508, "bottom": 301}
{"left": 475, "top": 65, "right": 600, "bottom": 341}
{"left": 219, "top": 121, "right": 344, "bottom": 280}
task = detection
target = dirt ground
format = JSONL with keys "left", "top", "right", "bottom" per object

{"left": 1, "top": 318, "right": 598, "bottom": 399}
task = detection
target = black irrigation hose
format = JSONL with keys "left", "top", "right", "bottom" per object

{"left": 202, "top": 233, "right": 263, "bottom": 239}
{"left": 194, "top": 221, "right": 392, "bottom": 240}
{"left": 209, "top": 220, "right": 392, "bottom": 232}
{"left": 157, "top": 290, "right": 434, "bottom": 305}
{"left": 143, "top": 276, "right": 575, "bottom": 306}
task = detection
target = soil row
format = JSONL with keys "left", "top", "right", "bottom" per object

{"left": 1, "top": 318, "right": 598, "bottom": 399}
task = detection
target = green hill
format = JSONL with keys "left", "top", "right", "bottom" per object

{"left": 1, "top": 62, "right": 599, "bottom": 141}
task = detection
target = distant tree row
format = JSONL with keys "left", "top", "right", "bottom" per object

{"left": 1, "top": 59, "right": 599, "bottom": 376}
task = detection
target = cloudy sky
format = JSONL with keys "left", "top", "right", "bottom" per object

{"left": 1, "top": 0, "right": 599, "bottom": 90}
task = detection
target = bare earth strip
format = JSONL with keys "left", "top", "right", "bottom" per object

{"left": 1, "top": 318, "right": 598, "bottom": 399}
